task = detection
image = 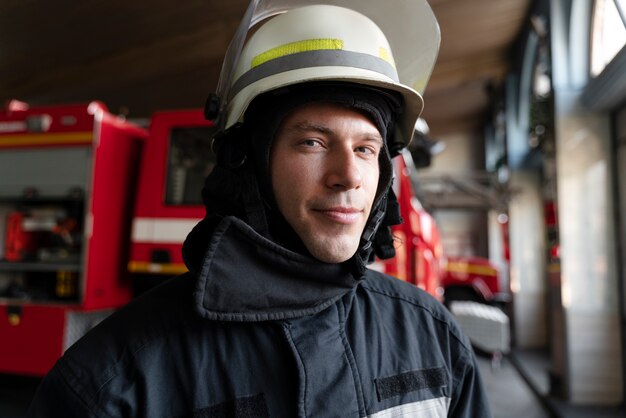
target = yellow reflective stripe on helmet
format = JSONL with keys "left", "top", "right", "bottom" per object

{"left": 378, "top": 47, "right": 396, "bottom": 68}
{"left": 229, "top": 50, "right": 400, "bottom": 102}
{"left": 251, "top": 39, "right": 344, "bottom": 68}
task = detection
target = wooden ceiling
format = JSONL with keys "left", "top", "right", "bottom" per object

{"left": 1, "top": 0, "right": 532, "bottom": 137}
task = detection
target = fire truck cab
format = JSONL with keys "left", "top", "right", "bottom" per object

{"left": 128, "top": 110, "right": 214, "bottom": 286}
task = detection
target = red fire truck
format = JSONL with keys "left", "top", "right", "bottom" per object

{"left": 0, "top": 101, "right": 145, "bottom": 376}
{"left": 0, "top": 101, "right": 506, "bottom": 376}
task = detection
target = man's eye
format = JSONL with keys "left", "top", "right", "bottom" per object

{"left": 355, "top": 146, "right": 378, "bottom": 155}
{"left": 300, "top": 139, "right": 321, "bottom": 147}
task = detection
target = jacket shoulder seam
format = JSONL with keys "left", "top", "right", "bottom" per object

{"left": 59, "top": 302, "right": 188, "bottom": 414}
{"left": 361, "top": 279, "right": 473, "bottom": 352}
{"left": 57, "top": 358, "right": 113, "bottom": 418}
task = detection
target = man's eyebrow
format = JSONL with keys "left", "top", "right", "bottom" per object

{"left": 288, "top": 121, "right": 334, "bottom": 135}
{"left": 287, "top": 121, "right": 384, "bottom": 144}
{"left": 362, "top": 133, "right": 384, "bottom": 145}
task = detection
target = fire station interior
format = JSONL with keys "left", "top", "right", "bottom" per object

{"left": 1, "top": 0, "right": 626, "bottom": 416}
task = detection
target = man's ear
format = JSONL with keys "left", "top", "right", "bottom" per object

{"left": 212, "top": 124, "right": 250, "bottom": 169}
{"left": 372, "top": 189, "right": 402, "bottom": 261}
{"left": 384, "top": 189, "right": 402, "bottom": 226}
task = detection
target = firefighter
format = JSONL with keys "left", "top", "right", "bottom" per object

{"left": 27, "top": 1, "right": 491, "bottom": 417}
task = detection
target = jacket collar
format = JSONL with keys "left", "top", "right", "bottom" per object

{"left": 193, "top": 216, "right": 360, "bottom": 322}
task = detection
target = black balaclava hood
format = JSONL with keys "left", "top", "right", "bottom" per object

{"left": 183, "top": 82, "right": 404, "bottom": 278}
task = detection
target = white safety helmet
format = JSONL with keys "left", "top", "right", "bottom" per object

{"left": 208, "top": 0, "right": 440, "bottom": 149}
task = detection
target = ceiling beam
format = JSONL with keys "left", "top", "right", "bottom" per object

{"left": 428, "top": 50, "right": 510, "bottom": 93}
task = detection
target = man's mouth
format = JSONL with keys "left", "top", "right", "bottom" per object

{"left": 314, "top": 207, "right": 362, "bottom": 224}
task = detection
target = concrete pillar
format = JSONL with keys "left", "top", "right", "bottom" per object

{"left": 544, "top": 0, "right": 625, "bottom": 403}
{"left": 553, "top": 88, "right": 622, "bottom": 404}
{"left": 508, "top": 171, "right": 547, "bottom": 348}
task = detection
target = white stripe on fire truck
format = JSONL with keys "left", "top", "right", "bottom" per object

{"left": 131, "top": 218, "right": 199, "bottom": 244}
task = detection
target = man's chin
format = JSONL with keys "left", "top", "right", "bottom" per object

{"left": 305, "top": 239, "right": 358, "bottom": 264}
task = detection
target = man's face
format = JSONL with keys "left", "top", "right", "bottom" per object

{"left": 270, "top": 102, "right": 382, "bottom": 263}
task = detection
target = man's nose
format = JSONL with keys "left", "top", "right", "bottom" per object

{"left": 325, "top": 148, "right": 363, "bottom": 190}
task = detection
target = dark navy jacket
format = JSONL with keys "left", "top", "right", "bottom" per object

{"left": 26, "top": 217, "right": 491, "bottom": 417}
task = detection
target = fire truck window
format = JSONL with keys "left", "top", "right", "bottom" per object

{"left": 165, "top": 127, "right": 215, "bottom": 205}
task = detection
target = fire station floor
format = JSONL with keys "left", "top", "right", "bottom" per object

{"left": 0, "top": 351, "right": 623, "bottom": 417}
{"left": 507, "top": 348, "right": 626, "bottom": 418}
